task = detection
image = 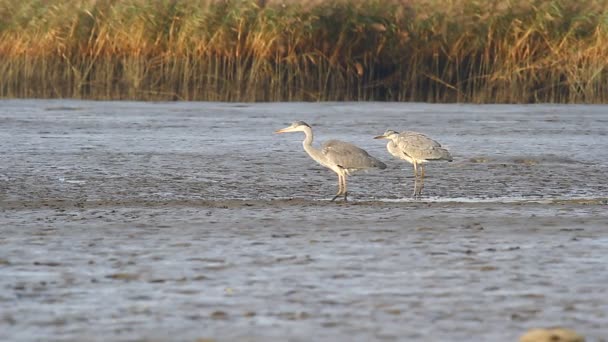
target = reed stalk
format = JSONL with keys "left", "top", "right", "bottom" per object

{"left": 1, "top": 0, "right": 607, "bottom": 103}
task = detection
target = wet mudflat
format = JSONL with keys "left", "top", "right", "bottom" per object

{"left": 1, "top": 100, "right": 607, "bottom": 341}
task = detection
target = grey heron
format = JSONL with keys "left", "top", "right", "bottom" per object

{"left": 374, "top": 130, "right": 452, "bottom": 197}
{"left": 275, "top": 121, "right": 387, "bottom": 202}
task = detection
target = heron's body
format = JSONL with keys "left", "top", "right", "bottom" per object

{"left": 276, "top": 121, "right": 386, "bottom": 201}
{"left": 387, "top": 131, "right": 451, "bottom": 162}
{"left": 320, "top": 139, "right": 385, "bottom": 174}
{"left": 375, "top": 130, "right": 452, "bottom": 197}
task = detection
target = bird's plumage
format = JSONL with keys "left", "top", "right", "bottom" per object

{"left": 322, "top": 140, "right": 387, "bottom": 174}
{"left": 393, "top": 131, "right": 452, "bottom": 162}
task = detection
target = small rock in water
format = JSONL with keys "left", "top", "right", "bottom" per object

{"left": 519, "top": 328, "right": 584, "bottom": 342}
{"left": 210, "top": 311, "right": 228, "bottom": 319}
{"left": 106, "top": 273, "right": 139, "bottom": 281}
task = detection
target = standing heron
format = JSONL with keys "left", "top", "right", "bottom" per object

{"left": 374, "top": 130, "right": 452, "bottom": 197}
{"left": 275, "top": 121, "right": 387, "bottom": 202}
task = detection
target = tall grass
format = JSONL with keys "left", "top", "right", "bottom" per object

{"left": 1, "top": 0, "right": 607, "bottom": 102}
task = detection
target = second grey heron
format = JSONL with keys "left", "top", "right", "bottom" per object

{"left": 275, "top": 121, "right": 387, "bottom": 202}
{"left": 374, "top": 130, "right": 452, "bottom": 197}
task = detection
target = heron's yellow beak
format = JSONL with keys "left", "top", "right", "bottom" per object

{"left": 373, "top": 135, "right": 387, "bottom": 139}
{"left": 274, "top": 127, "right": 289, "bottom": 134}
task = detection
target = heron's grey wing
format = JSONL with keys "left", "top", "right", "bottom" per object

{"left": 400, "top": 131, "right": 442, "bottom": 147}
{"left": 397, "top": 132, "right": 452, "bottom": 161}
{"left": 386, "top": 140, "right": 402, "bottom": 158}
{"left": 322, "top": 140, "right": 385, "bottom": 169}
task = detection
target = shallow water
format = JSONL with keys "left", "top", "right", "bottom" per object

{"left": 1, "top": 100, "right": 607, "bottom": 341}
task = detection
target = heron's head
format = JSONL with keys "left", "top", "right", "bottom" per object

{"left": 274, "top": 121, "right": 311, "bottom": 134}
{"left": 374, "top": 129, "right": 399, "bottom": 140}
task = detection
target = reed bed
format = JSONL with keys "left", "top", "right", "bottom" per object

{"left": 1, "top": 0, "right": 607, "bottom": 102}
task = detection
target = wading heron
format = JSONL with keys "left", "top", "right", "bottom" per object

{"left": 275, "top": 121, "right": 387, "bottom": 202}
{"left": 374, "top": 130, "right": 452, "bottom": 197}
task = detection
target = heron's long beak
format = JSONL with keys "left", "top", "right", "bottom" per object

{"left": 274, "top": 127, "right": 289, "bottom": 134}
{"left": 373, "top": 135, "right": 387, "bottom": 139}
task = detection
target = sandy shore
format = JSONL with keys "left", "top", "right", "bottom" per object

{"left": 2, "top": 198, "right": 607, "bottom": 341}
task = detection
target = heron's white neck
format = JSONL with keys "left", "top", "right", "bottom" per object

{"left": 300, "top": 126, "right": 326, "bottom": 166}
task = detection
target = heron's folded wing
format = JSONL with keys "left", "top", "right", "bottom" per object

{"left": 399, "top": 132, "right": 442, "bottom": 147}
{"left": 397, "top": 133, "right": 450, "bottom": 160}
{"left": 322, "top": 140, "right": 379, "bottom": 169}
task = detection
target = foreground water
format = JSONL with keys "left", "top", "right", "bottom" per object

{"left": 1, "top": 100, "right": 607, "bottom": 341}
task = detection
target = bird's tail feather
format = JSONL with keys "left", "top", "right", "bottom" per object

{"left": 374, "top": 159, "right": 387, "bottom": 169}
{"left": 440, "top": 148, "right": 453, "bottom": 162}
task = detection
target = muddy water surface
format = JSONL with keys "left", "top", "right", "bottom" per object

{"left": 1, "top": 100, "right": 607, "bottom": 341}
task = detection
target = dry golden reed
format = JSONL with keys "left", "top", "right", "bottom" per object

{"left": 1, "top": 0, "right": 607, "bottom": 103}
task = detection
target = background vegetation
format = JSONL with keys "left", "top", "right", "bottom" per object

{"left": 1, "top": 0, "right": 607, "bottom": 102}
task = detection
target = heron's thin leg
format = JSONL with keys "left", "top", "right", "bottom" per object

{"left": 418, "top": 164, "right": 425, "bottom": 196}
{"left": 331, "top": 174, "right": 343, "bottom": 202}
{"left": 342, "top": 174, "right": 348, "bottom": 202}
{"left": 412, "top": 161, "right": 419, "bottom": 198}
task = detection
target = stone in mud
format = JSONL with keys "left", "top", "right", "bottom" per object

{"left": 105, "top": 273, "right": 140, "bottom": 281}
{"left": 519, "top": 328, "right": 584, "bottom": 342}
{"left": 210, "top": 311, "right": 228, "bottom": 319}
{"left": 469, "top": 157, "right": 490, "bottom": 163}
